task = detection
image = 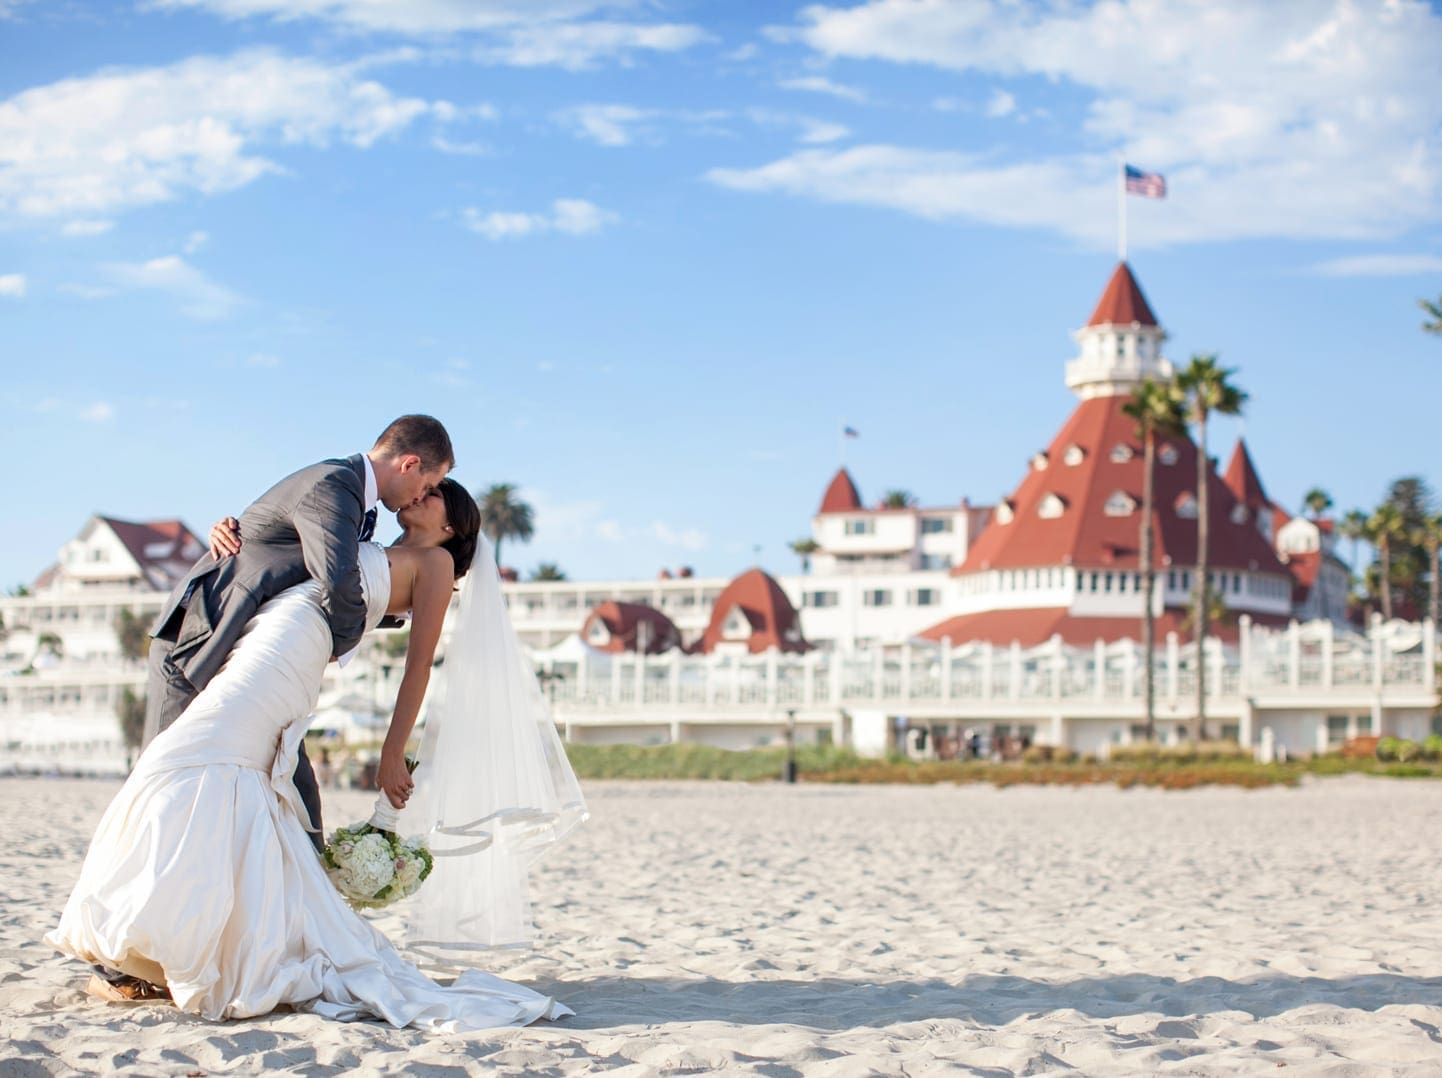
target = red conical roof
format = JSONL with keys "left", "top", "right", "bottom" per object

{"left": 955, "top": 395, "right": 1286, "bottom": 576}
{"left": 1222, "top": 439, "right": 1269, "bottom": 510}
{"left": 1086, "top": 262, "right": 1158, "bottom": 328}
{"left": 819, "top": 467, "right": 863, "bottom": 514}
{"left": 692, "top": 568, "right": 810, "bottom": 654}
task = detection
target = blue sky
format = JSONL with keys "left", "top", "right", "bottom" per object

{"left": 2, "top": 0, "right": 1441, "bottom": 587}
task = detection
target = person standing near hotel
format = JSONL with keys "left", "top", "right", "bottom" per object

{"left": 141, "top": 414, "right": 455, "bottom": 846}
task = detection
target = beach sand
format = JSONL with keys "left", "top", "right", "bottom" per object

{"left": 4, "top": 775, "right": 1442, "bottom": 1074}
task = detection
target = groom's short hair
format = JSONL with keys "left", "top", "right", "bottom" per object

{"left": 373, "top": 415, "right": 454, "bottom": 472}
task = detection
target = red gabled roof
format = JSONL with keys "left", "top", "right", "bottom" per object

{"left": 581, "top": 601, "right": 681, "bottom": 654}
{"left": 1222, "top": 439, "right": 1269, "bottom": 510}
{"left": 99, "top": 516, "right": 204, "bottom": 589}
{"left": 692, "top": 568, "right": 810, "bottom": 654}
{"left": 917, "top": 606, "right": 1289, "bottom": 648}
{"left": 1086, "top": 262, "right": 1158, "bottom": 328}
{"left": 1285, "top": 550, "right": 1322, "bottom": 604}
{"left": 956, "top": 395, "right": 1287, "bottom": 576}
{"left": 819, "top": 468, "right": 863, "bottom": 514}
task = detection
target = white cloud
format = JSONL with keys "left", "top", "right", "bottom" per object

{"left": 778, "top": 75, "right": 868, "bottom": 103}
{"left": 150, "top": 1, "right": 628, "bottom": 34}
{"left": 59, "top": 282, "right": 116, "bottom": 299}
{"left": 748, "top": 108, "right": 849, "bottom": 146}
{"left": 1311, "top": 253, "right": 1442, "bottom": 277}
{"left": 0, "top": 50, "right": 435, "bottom": 222}
{"left": 555, "top": 103, "right": 657, "bottom": 147}
{"left": 757, "top": 0, "right": 1442, "bottom": 246}
{"left": 60, "top": 219, "right": 113, "bottom": 236}
{"left": 0, "top": 273, "right": 26, "bottom": 297}
{"left": 103, "top": 255, "right": 243, "bottom": 319}
{"left": 431, "top": 135, "right": 490, "bottom": 156}
{"left": 984, "top": 89, "right": 1016, "bottom": 118}
{"left": 474, "top": 22, "right": 709, "bottom": 70}
{"left": 246, "top": 351, "right": 280, "bottom": 367}
{"left": 183, "top": 230, "right": 209, "bottom": 254}
{"left": 461, "top": 198, "right": 617, "bottom": 240}
{"left": 651, "top": 521, "right": 708, "bottom": 551}
{"left": 80, "top": 402, "right": 114, "bottom": 423}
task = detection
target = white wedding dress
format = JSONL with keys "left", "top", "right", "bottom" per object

{"left": 46, "top": 543, "right": 571, "bottom": 1031}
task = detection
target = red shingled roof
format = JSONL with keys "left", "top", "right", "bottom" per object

{"left": 692, "top": 568, "right": 810, "bottom": 654}
{"left": 99, "top": 516, "right": 204, "bottom": 589}
{"left": 917, "top": 606, "right": 1288, "bottom": 648}
{"left": 956, "top": 394, "right": 1288, "bottom": 576}
{"left": 581, "top": 601, "right": 681, "bottom": 654}
{"left": 1086, "top": 262, "right": 1158, "bottom": 328}
{"left": 1222, "top": 439, "right": 1269, "bottom": 510}
{"left": 819, "top": 468, "right": 863, "bottom": 514}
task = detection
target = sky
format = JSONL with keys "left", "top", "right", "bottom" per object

{"left": 2, "top": 0, "right": 1440, "bottom": 588}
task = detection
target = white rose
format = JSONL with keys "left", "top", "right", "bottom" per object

{"left": 346, "top": 833, "right": 397, "bottom": 896}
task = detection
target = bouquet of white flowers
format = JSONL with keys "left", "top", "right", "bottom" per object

{"left": 321, "top": 758, "right": 434, "bottom": 910}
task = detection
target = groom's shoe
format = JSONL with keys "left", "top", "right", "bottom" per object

{"left": 85, "top": 972, "right": 172, "bottom": 1004}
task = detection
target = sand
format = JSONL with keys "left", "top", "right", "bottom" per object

{"left": 4, "top": 775, "right": 1442, "bottom": 1075}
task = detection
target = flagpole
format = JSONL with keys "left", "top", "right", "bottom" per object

{"left": 838, "top": 419, "right": 845, "bottom": 466}
{"left": 1118, "top": 158, "right": 1127, "bottom": 262}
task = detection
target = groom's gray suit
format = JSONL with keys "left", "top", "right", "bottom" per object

{"left": 145, "top": 454, "right": 372, "bottom": 852}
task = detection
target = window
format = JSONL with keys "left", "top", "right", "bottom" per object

{"left": 1175, "top": 493, "right": 1198, "bottom": 519}
{"left": 1031, "top": 452, "right": 1049, "bottom": 471}
{"left": 863, "top": 589, "right": 893, "bottom": 607}
{"left": 844, "top": 518, "right": 874, "bottom": 536}
{"left": 919, "top": 553, "right": 952, "bottom": 570}
{"left": 1064, "top": 444, "right": 1086, "bottom": 466}
{"left": 995, "top": 500, "right": 1015, "bottom": 525}
{"left": 804, "top": 590, "right": 839, "bottom": 608}
{"left": 912, "top": 588, "right": 939, "bottom": 606}
{"left": 1231, "top": 504, "right": 1249, "bottom": 525}
{"left": 1110, "top": 443, "right": 1134, "bottom": 463}
{"left": 585, "top": 619, "right": 609, "bottom": 645}
{"left": 1326, "top": 714, "right": 1348, "bottom": 746}
{"left": 1158, "top": 444, "right": 1179, "bottom": 466}
{"left": 1038, "top": 493, "right": 1067, "bottom": 519}
{"left": 920, "top": 517, "right": 953, "bottom": 534}
{"left": 1104, "top": 490, "right": 1136, "bottom": 517}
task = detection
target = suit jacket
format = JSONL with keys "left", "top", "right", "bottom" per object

{"left": 152, "top": 454, "right": 371, "bottom": 693}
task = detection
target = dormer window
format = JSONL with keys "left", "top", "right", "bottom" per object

{"left": 1175, "top": 492, "right": 1198, "bottom": 520}
{"left": 1231, "top": 504, "right": 1249, "bottom": 525}
{"left": 1110, "top": 443, "right": 1134, "bottom": 464}
{"left": 1064, "top": 444, "right": 1085, "bottom": 466}
{"left": 722, "top": 606, "right": 750, "bottom": 639}
{"left": 1104, "top": 491, "right": 1137, "bottom": 517}
{"left": 1031, "top": 451, "right": 1049, "bottom": 471}
{"left": 586, "top": 619, "right": 610, "bottom": 646}
{"left": 996, "top": 500, "right": 1015, "bottom": 525}
{"left": 1158, "top": 444, "right": 1179, "bottom": 466}
{"left": 1039, "top": 493, "right": 1067, "bottom": 519}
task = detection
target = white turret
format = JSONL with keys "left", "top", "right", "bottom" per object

{"left": 1065, "top": 261, "right": 1172, "bottom": 400}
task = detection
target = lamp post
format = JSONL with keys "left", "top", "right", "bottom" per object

{"left": 784, "top": 707, "right": 797, "bottom": 783}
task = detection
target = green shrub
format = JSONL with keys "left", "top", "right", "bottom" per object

{"left": 1422, "top": 735, "right": 1442, "bottom": 761}
{"left": 1396, "top": 739, "right": 1422, "bottom": 763}
{"left": 1376, "top": 737, "right": 1401, "bottom": 762}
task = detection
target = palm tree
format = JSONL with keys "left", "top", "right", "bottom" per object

{"left": 1421, "top": 296, "right": 1442, "bottom": 335}
{"left": 1367, "top": 503, "right": 1407, "bottom": 620}
{"left": 34, "top": 631, "right": 63, "bottom": 662}
{"left": 1340, "top": 509, "right": 1369, "bottom": 578}
{"left": 1122, "top": 377, "right": 1186, "bottom": 742}
{"left": 1177, "top": 354, "right": 1248, "bottom": 742}
{"left": 114, "top": 608, "right": 151, "bottom": 663}
{"left": 880, "top": 489, "right": 917, "bottom": 509}
{"left": 1414, "top": 513, "right": 1442, "bottom": 625}
{"left": 116, "top": 687, "right": 146, "bottom": 757}
{"left": 476, "top": 483, "right": 535, "bottom": 569}
{"left": 1302, "top": 488, "right": 1333, "bottom": 520}
{"left": 789, "top": 538, "right": 820, "bottom": 572}
{"left": 529, "top": 562, "right": 567, "bottom": 582}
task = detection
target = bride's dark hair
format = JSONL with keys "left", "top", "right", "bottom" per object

{"left": 437, "top": 478, "right": 482, "bottom": 579}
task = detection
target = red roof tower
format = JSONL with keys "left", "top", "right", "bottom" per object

{"left": 819, "top": 467, "right": 863, "bottom": 514}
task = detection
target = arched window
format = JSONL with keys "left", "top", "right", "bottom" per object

{"left": 1110, "top": 443, "right": 1134, "bottom": 463}
{"left": 1039, "top": 493, "right": 1067, "bottom": 519}
{"left": 1104, "top": 490, "right": 1136, "bottom": 517}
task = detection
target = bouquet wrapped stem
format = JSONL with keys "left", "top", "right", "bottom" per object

{"left": 322, "top": 756, "right": 434, "bottom": 910}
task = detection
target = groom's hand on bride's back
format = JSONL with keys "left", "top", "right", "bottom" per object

{"left": 209, "top": 517, "right": 242, "bottom": 560}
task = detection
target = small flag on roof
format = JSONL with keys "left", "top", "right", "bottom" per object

{"left": 843, "top": 425, "right": 859, "bottom": 438}
{"left": 1124, "top": 164, "right": 1166, "bottom": 199}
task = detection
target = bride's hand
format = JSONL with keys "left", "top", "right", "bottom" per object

{"left": 377, "top": 751, "right": 414, "bottom": 810}
{"left": 209, "top": 516, "right": 242, "bottom": 560}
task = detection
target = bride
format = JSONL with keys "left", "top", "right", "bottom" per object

{"left": 47, "top": 478, "right": 586, "bottom": 1032}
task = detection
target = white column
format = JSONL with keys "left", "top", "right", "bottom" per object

{"left": 900, "top": 642, "right": 913, "bottom": 702}
{"left": 669, "top": 653, "right": 681, "bottom": 705}
{"left": 1166, "top": 632, "right": 1180, "bottom": 702}
{"left": 1008, "top": 641, "right": 1022, "bottom": 701}
{"left": 635, "top": 648, "right": 646, "bottom": 704}
{"left": 766, "top": 648, "right": 779, "bottom": 707}
{"left": 873, "top": 646, "right": 884, "bottom": 702}
{"left": 1051, "top": 634, "right": 1064, "bottom": 702}
{"left": 577, "top": 650, "right": 590, "bottom": 701}
{"left": 1123, "top": 643, "right": 1136, "bottom": 701}
{"left": 1288, "top": 620, "right": 1301, "bottom": 691}
{"left": 609, "top": 652, "right": 621, "bottom": 703}
{"left": 1093, "top": 638, "right": 1106, "bottom": 702}
{"left": 829, "top": 651, "right": 843, "bottom": 704}
{"left": 982, "top": 643, "right": 994, "bottom": 701}
{"left": 803, "top": 652, "right": 816, "bottom": 706}
{"left": 940, "top": 637, "right": 953, "bottom": 701}
{"left": 1322, "top": 619, "right": 1334, "bottom": 689}
{"left": 1238, "top": 614, "right": 1252, "bottom": 691}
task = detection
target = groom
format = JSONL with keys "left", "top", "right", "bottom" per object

{"left": 143, "top": 414, "right": 454, "bottom": 847}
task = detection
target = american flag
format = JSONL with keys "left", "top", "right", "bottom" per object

{"left": 842, "top": 425, "right": 859, "bottom": 438}
{"left": 1124, "top": 164, "right": 1166, "bottom": 199}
